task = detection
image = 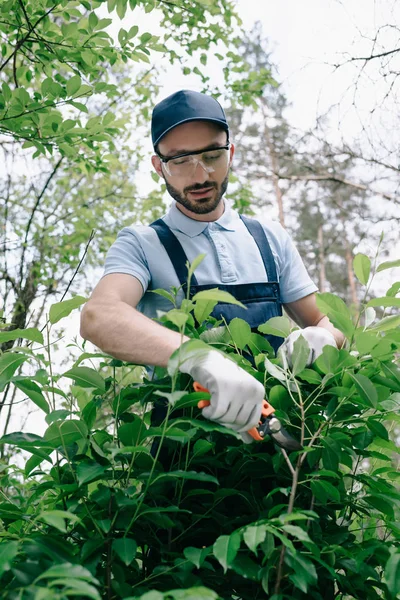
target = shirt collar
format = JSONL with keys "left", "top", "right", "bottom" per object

{"left": 165, "top": 201, "right": 238, "bottom": 238}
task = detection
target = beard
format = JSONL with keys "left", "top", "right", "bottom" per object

{"left": 164, "top": 173, "right": 229, "bottom": 215}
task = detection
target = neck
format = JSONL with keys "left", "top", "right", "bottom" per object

{"left": 176, "top": 200, "right": 225, "bottom": 222}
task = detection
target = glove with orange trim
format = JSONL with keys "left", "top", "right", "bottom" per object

{"left": 179, "top": 350, "right": 264, "bottom": 442}
{"left": 279, "top": 326, "right": 337, "bottom": 368}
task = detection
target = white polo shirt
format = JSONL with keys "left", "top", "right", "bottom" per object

{"left": 103, "top": 201, "right": 317, "bottom": 319}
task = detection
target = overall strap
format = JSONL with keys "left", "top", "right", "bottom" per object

{"left": 150, "top": 219, "right": 199, "bottom": 287}
{"left": 240, "top": 215, "right": 279, "bottom": 283}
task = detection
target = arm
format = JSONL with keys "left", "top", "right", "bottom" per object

{"left": 81, "top": 273, "right": 265, "bottom": 436}
{"left": 80, "top": 273, "right": 188, "bottom": 367}
{"left": 284, "top": 293, "right": 346, "bottom": 348}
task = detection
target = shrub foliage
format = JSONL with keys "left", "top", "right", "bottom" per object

{"left": 1, "top": 254, "right": 400, "bottom": 599}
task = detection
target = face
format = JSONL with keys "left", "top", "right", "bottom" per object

{"left": 151, "top": 121, "right": 234, "bottom": 219}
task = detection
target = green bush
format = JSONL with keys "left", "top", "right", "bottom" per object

{"left": 1, "top": 253, "right": 400, "bottom": 599}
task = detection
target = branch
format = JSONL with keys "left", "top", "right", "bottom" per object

{"left": 341, "top": 47, "right": 400, "bottom": 64}
{"left": 268, "top": 172, "right": 398, "bottom": 202}
{"left": 0, "top": 5, "right": 56, "bottom": 73}
{"left": 19, "top": 157, "right": 63, "bottom": 283}
{"left": 59, "top": 229, "right": 95, "bottom": 302}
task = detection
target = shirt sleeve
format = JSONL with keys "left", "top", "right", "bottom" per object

{"left": 262, "top": 221, "right": 318, "bottom": 304}
{"left": 103, "top": 227, "right": 151, "bottom": 293}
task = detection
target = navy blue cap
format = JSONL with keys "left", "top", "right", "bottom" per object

{"left": 151, "top": 90, "right": 229, "bottom": 148}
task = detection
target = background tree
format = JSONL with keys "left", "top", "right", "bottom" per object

{"left": 225, "top": 22, "right": 398, "bottom": 305}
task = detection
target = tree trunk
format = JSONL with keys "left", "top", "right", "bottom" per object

{"left": 317, "top": 224, "right": 326, "bottom": 292}
{"left": 343, "top": 232, "right": 358, "bottom": 306}
{"left": 260, "top": 98, "right": 286, "bottom": 228}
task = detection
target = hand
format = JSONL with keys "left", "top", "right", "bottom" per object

{"left": 179, "top": 350, "right": 264, "bottom": 440}
{"left": 279, "top": 326, "right": 337, "bottom": 368}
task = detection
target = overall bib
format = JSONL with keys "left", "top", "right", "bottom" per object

{"left": 150, "top": 214, "right": 283, "bottom": 351}
{"left": 148, "top": 214, "right": 284, "bottom": 457}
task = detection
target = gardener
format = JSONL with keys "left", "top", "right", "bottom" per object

{"left": 80, "top": 89, "right": 344, "bottom": 440}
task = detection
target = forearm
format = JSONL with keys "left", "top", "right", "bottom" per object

{"left": 316, "top": 315, "right": 346, "bottom": 348}
{"left": 80, "top": 300, "right": 188, "bottom": 367}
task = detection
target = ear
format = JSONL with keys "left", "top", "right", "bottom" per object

{"left": 228, "top": 142, "right": 235, "bottom": 166}
{"left": 151, "top": 154, "right": 164, "bottom": 178}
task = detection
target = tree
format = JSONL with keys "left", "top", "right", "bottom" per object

{"left": 225, "top": 22, "right": 397, "bottom": 305}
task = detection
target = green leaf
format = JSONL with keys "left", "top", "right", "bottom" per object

{"left": 14, "top": 379, "right": 49, "bottom": 414}
{"left": 88, "top": 11, "right": 99, "bottom": 30}
{"left": 291, "top": 334, "right": 310, "bottom": 376}
{"left": 0, "top": 503, "right": 24, "bottom": 521}
{"left": 36, "top": 563, "right": 98, "bottom": 583}
{"left": 228, "top": 318, "right": 252, "bottom": 350}
{"left": 310, "top": 479, "right": 340, "bottom": 503}
{"left": 150, "top": 288, "right": 176, "bottom": 305}
{"left": 77, "top": 461, "right": 107, "bottom": 486}
{"left": 118, "top": 418, "right": 144, "bottom": 446}
{"left": 353, "top": 253, "right": 371, "bottom": 285}
{"left": 164, "top": 308, "right": 188, "bottom": 328}
{"left": 183, "top": 546, "right": 211, "bottom": 569}
{"left": 377, "top": 259, "right": 400, "bottom": 272}
{"left": 385, "top": 552, "right": 400, "bottom": 597}
{"left": 113, "top": 538, "right": 137, "bottom": 565}
{"left": 315, "top": 293, "right": 354, "bottom": 337}
{"left": 296, "top": 369, "right": 322, "bottom": 384}
{"left": 281, "top": 524, "right": 312, "bottom": 544}
{"left": 380, "top": 393, "right": 400, "bottom": 411}
{"left": 62, "top": 366, "right": 105, "bottom": 392}
{"left": 0, "top": 540, "right": 19, "bottom": 578}
{"left": 192, "top": 288, "right": 246, "bottom": 308}
{"left": 286, "top": 551, "right": 317, "bottom": 593}
{"left": 141, "top": 470, "right": 219, "bottom": 486}
{"left": 369, "top": 314, "right": 400, "bottom": 332}
{"left": 349, "top": 373, "right": 378, "bottom": 407}
{"left": 386, "top": 281, "right": 400, "bottom": 297}
{"left": 364, "top": 495, "right": 394, "bottom": 519}
{"left": 194, "top": 298, "right": 218, "bottom": 324}
{"left": 39, "top": 510, "right": 80, "bottom": 533}
{"left": 264, "top": 357, "right": 287, "bottom": 382}
{"left": 44, "top": 420, "right": 88, "bottom": 448}
{"left": 49, "top": 295, "right": 87, "bottom": 324}
{"left": 66, "top": 75, "right": 82, "bottom": 96}
{"left": 258, "top": 316, "right": 291, "bottom": 338}
{"left": 366, "top": 297, "right": 400, "bottom": 308}
{"left": 243, "top": 525, "right": 267, "bottom": 554}
{"left": 188, "top": 253, "right": 206, "bottom": 278}
{"left": 0, "top": 327, "right": 43, "bottom": 345}
{"left": 0, "top": 353, "right": 27, "bottom": 391}
{"left": 213, "top": 532, "right": 241, "bottom": 573}
{"left": 0, "top": 431, "right": 49, "bottom": 448}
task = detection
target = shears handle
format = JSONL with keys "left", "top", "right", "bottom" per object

{"left": 193, "top": 381, "right": 275, "bottom": 442}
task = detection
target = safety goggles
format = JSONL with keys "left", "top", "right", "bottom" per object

{"left": 158, "top": 144, "right": 230, "bottom": 177}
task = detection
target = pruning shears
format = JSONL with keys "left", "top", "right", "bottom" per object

{"left": 193, "top": 381, "right": 302, "bottom": 451}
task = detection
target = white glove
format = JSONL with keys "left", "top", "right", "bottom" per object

{"left": 279, "top": 326, "right": 337, "bottom": 368}
{"left": 179, "top": 350, "right": 264, "bottom": 439}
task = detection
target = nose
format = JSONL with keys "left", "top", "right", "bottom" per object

{"left": 191, "top": 159, "right": 213, "bottom": 182}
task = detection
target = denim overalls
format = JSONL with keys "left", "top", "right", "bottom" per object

{"left": 150, "top": 214, "right": 283, "bottom": 352}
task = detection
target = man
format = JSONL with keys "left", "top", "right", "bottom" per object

{"left": 80, "top": 90, "right": 344, "bottom": 440}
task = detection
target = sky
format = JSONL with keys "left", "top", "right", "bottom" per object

{"left": 2, "top": 0, "right": 399, "bottom": 438}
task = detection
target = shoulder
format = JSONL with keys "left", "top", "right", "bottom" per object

{"left": 244, "top": 215, "right": 291, "bottom": 260}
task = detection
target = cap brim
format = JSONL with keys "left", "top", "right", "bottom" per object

{"left": 153, "top": 117, "right": 229, "bottom": 148}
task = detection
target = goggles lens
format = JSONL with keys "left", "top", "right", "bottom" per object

{"left": 162, "top": 146, "right": 230, "bottom": 177}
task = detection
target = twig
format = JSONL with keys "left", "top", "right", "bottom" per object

{"left": 19, "top": 158, "right": 63, "bottom": 283}
{"left": 0, "top": 5, "right": 56, "bottom": 73}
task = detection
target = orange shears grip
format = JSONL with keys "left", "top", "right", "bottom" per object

{"left": 247, "top": 399, "right": 275, "bottom": 441}
{"left": 193, "top": 381, "right": 275, "bottom": 441}
{"left": 193, "top": 381, "right": 211, "bottom": 408}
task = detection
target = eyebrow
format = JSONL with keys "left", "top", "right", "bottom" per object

{"left": 163, "top": 141, "right": 226, "bottom": 157}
